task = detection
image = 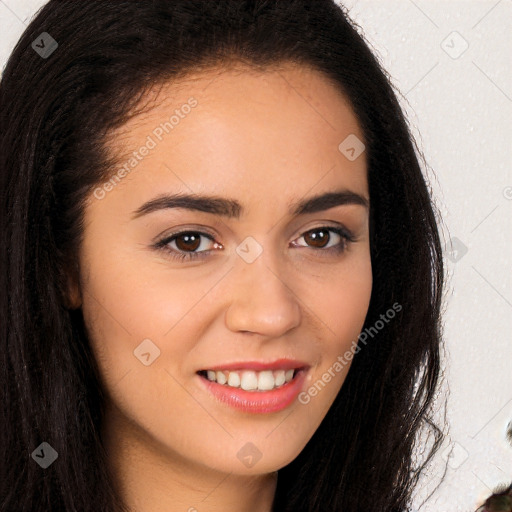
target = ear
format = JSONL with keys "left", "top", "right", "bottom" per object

{"left": 61, "top": 262, "right": 83, "bottom": 310}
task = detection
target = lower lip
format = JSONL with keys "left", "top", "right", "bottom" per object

{"left": 198, "top": 369, "right": 308, "bottom": 414}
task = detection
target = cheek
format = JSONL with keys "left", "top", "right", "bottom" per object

{"left": 78, "top": 246, "right": 232, "bottom": 438}
{"left": 312, "top": 252, "right": 372, "bottom": 349}
{"left": 79, "top": 253, "right": 213, "bottom": 454}
{"left": 79, "top": 246, "right": 206, "bottom": 348}
{"left": 331, "top": 271, "right": 372, "bottom": 346}
{"left": 276, "top": 259, "right": 372, "bottom": 459}
{"left": 302, "top": 254, "right": 372, "bottom": 394}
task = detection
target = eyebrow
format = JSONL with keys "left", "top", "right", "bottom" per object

{"left": 131, "top": 189, "right": 369, "bottom": 220}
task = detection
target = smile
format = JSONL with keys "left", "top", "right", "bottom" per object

{"left": 197, "top": 365, "right": 309, "bottom": 414}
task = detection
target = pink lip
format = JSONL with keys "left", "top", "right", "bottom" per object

{"left": 198, "top": 358, "right": 308, "bottom": 372}
{"left": 197, "top": 367, "right": 309, "bottom": 414}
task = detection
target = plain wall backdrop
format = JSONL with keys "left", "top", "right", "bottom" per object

{"left": 1, "top": 1, "right": 511, "bottom": 510}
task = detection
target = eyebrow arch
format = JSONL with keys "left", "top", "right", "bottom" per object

{"left": 131, "top": 189, "right": 369, "bottom": 220}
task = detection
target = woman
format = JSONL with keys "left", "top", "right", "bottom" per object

{"left": 0, "top": 1, "right": 445, "bottom": 510}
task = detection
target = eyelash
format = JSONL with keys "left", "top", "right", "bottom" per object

{"left": 154, "top": 226, "right": 357, "bottom": 262}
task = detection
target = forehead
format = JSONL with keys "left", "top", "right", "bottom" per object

{"left": 101, "top": 61, "right": 368, "bottom": 212}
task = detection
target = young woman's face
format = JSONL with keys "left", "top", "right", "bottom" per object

{"left": 75, "top": 62, "right": 372, "bottom": 478}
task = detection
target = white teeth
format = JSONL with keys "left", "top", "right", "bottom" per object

{"left": 202, "top": 368, "right": 300, "bottom": 391}
{"left": 258, "top": 370, "right": 275, "bottom": 391}
{"left": 240, "top": 371, "right": 258, "bottom": 391}
{"left": 216, "top": 370, "right": 227, "bottom": 385}
{"left": 274, "top": 370, "right": 286, "bottom": 387}
{"left": 227, "top": 371, "right": 241, "bottom": 388}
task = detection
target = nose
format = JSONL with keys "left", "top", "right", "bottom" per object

{"left": 224, "top": 250, "right": 301, "bottom": 337}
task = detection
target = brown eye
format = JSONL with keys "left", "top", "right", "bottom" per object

{"left": 155, "top": 230, "right": 221, "bottom": 262}
{"left": 303, "top": 228, "right": 331, "bottom": 248}
{"left": 174, "top": 232, "right": 202, "bottom": 252}
{"left": 292, "top": 226, "right": 354, "bottom": 256}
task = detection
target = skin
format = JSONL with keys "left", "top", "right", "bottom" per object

{"left": 69, "top": 62, "right": 373, "bottom": 512}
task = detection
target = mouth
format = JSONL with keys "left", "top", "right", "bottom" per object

{"left": 196, "top": 366, "right": 308, "bottom": 392}
{"left": 196, "top": 364, "right": 310, "bottom": 414}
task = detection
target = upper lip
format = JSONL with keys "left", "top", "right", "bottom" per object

{"left": 198, "top": 359, "right": 309, "bottom": 372}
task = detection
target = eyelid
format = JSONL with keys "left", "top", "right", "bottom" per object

{"left": 152, "top": 224, "right": 218, "bottom": 245}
